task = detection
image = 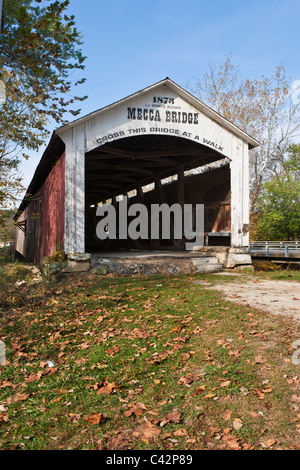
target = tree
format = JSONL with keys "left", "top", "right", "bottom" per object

{"left": 0, "top": 0, "right": 87, "bottom": 208}
{"left": 0, "top": 155, "right": 24, "bottom": 209}
{"left": 254, "top": 144, "right": 300, "bottom": 241}
{"left": 0, "top": 209, "right": 15, "bottom": 245}
{"left": 188, "top": 56, "right": 300, "bottom": 209}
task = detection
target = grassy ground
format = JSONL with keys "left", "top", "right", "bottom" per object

{"left": 0, "top": 250, "right": 300, "bottom": 450}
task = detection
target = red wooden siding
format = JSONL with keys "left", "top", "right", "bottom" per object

{"left": 15, "top": 152, "right": 65, "bottom": 266}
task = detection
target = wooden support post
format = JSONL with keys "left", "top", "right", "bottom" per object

{"left": 137, "top": 185, "right": 153, "bottom": 249}
{"left": 112, "top": 196, "right": 119, "bottom": 241}
{"left": 63, "top": 128, "right": 85, "bottom": 254}
{"left": 177, "top": 165, "right": 185, "bottom": 250}
{"left": 177, "top": 165, "right": 184, "bottom": 208}
{"left": 152, "top": 178, "right": 163, "bottom": 249}
{"left": 230, "top": 139, "right": 250, "bottom": 248}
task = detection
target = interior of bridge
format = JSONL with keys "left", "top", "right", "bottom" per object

{"left": 84, "top": 134, "right": 231, "bottom": 252}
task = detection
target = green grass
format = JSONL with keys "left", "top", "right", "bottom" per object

{"left": 0, "top": 260, "right": 300, "bottom": 450}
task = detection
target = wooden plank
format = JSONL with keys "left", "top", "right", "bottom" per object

{"left": 177, "top": 165, "right": 184, "bottom": 207}
{"left": 92, "top": 148, "right": 213, "bottom": 158}
{"left": 63, "top": 128, "right": 85, "bottom": 254}
{"left": 88, "top": 163, "right": 155, "bottom": 176}
{"left": 230, "top": 138, "right": 249, "bottom": 247}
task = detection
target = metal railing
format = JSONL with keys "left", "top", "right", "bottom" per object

{"left": 250, "top": 241, "right": 300, "bottom": 258}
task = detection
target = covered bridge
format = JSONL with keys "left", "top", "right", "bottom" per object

{"left": 14, "top": 78, "right": 259, "bottom": 272}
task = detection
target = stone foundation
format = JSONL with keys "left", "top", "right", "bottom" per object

{"left": 42, "top": 253, "right": 91, "bottom": 281}
{"left": 91, "top": 256, "right": 222, "bottom": 276}
{"left": 42, "top": 247, "right": 253, "bottom": 280}
{"left": 90, "top": 252, "right": 224, "bottom": 276}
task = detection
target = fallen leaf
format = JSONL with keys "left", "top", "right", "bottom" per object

{"left": 0, "top": 380, "right": 13, "bottom": 388}
{"left": 223, "top": 410, "right": 232, "bottom": 421}
{"left": 173, "top": 428, "right": 188, "bottom": 436}
{"left": 233, "top": 418, "right": 243, "bottom": 430}
{"left": 0, "top": 413, "right": 9, "bottom": 422}
{"left": 192, "top": 385, "right": 206, "bottom": 395}
{"left": 221, "top": 380, "right": 231, "bottom": 387}
{"left": 134, "top": 420, "right": 161, "bottom": 442}
{"left": 262, "top": 386, "right": 273, "bottom": 394}
{"left": 255, "top": 355, "right": 265, "bottom": 364}
{"left": 84, "top": 413, "right": 107, "bottom": 425}
{"left": 51, "top": 397, "right": 62, "bottom": 403}
{"left": 291, "top": 395, "right": 300, "bottom": 403}
{"left": 204, "top": 393, "right": 216, "bottom": 399}
{"left": 223, "top": 427, "right": 231, "bottom": 435}
{"left": 222, "top": 435, "right": 240, "bottom": 450}
{"left": 178, "top": 377, "right": 193, "bottom": 385}
{"left": 95, "top": 378, "right": 120, "bottom": 395}
{"left": 253, "top": 389, "right": 265, "bottom": 399}
{"left": 12, "top": 392, "right": 29, "bottom": 403}
{"left": 163, "top": 410, "right": 182, "bottom": 424}
{"left": 25, "top": 372, "right": 42, "bottom": 384}
{"left": 261, "top": 438, "right": 276, "bottom": 449}
{"left": 124, "top": 403, "right": 147, "bottom": 417}
{"left": 248, "top": 411, "right": 261, "bottom": 418}
{"left": 39, "top": 361, "right": 48, "bottom": 368}
{"left": 181, "top": 353, "right": 191, "bottom": 361}
{"left": 96, "top": 439, "right": 103, "bottom": 450}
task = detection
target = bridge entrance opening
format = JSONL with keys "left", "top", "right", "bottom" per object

{"left": 84, "top": 134, "right": 231, "bottom": 253}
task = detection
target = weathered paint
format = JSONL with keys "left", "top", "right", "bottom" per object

{"left": 56, "top": 79, "right": 259, "bottom": 254}
{"left": 15, "top": 152, "right": 65, "bottom": 266}
{"left": 230, "top": 139, "right": 250, "bottom": 247}
{"left": 63, "top": 128, "right": 85, "bottom": 254}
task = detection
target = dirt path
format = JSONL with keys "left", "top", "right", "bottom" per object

{"left": 204, "top": 278, "right": 300, "bottom": 321}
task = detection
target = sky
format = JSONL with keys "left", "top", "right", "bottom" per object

{"left": 19, "top": 0, "right": 300, "bottom": 191}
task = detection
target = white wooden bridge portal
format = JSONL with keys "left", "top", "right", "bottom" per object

{"left": 15, "top": 78, "right": 260, "bottom": 274}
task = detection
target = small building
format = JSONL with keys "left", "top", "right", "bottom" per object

{"left": 14, "top": 78, "right": 259, "bottom": 272}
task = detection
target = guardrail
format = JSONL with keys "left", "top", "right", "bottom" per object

{"left": 250, "top": 241, "right": 300, "bottom": 258}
